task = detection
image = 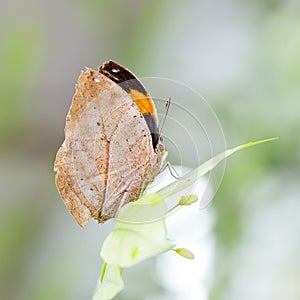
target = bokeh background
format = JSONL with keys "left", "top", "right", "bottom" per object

{"left": 1, "top": 0, "right": 299, "bottom": 299}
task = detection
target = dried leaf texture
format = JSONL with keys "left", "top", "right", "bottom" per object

{"left": 54, "top": 68, "right": 164, "bottom": 227}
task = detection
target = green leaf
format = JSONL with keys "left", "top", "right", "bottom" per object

{"left": 93, "top": 138, "right": 278, "bottom": 299}
{"left": 116, "top": 138, "right": 278, "bottom": 224}
{"left": 156, "top": 138, "right": 278, "bottom": 200}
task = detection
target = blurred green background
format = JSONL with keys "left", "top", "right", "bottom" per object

{"left": 1, "top": 1, "right": 299, "bottom": 299}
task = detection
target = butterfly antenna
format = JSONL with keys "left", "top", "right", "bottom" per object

{"left": 159, "top": 98, "right": 171, "bottom": 137}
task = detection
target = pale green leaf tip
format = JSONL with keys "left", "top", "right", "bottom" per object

{"left": 178, "top": 194, "right": 198, "bottom": 206}
{"left": 233, "top": 137, "right": 278, "bottom": 153}
{"left": 173, "top": 247, "right": 195, "bottom": 259}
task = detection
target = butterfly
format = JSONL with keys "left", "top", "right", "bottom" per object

{"left": 54, "top": 61, "right": 165, "bottom": 227}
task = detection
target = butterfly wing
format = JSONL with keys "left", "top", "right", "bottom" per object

{"left": 54, "top": 68, "right": 164, "bottom": 227}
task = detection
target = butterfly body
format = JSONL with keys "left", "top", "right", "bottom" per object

{"left": 54, "top": 61, "right": 164, "bottom": 227}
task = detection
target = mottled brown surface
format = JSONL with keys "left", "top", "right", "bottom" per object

{"left": 54, "top": 68, "right": 164, "bottom": 227}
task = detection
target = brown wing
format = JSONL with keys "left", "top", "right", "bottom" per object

{"left": 54, "top": 68, "right": 163, "bottom": 227}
